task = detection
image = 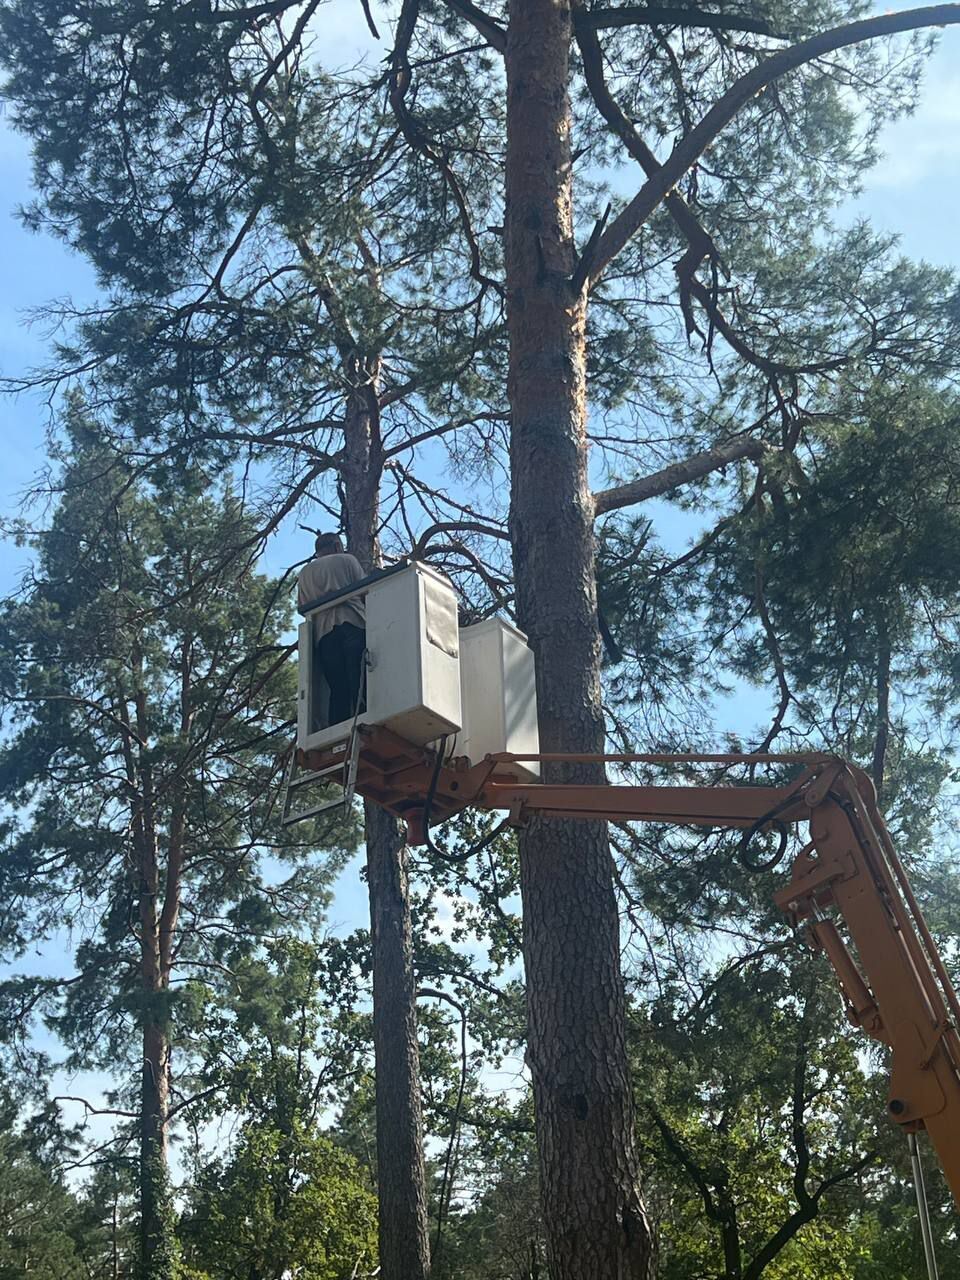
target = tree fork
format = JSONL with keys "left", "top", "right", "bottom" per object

{"left": 504, "top": 0, "right": 656, "bottom": 1275}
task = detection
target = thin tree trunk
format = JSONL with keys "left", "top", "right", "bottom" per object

{"left": 133, "top": 684, "right": 176, "bottom": 1280}
{"left": 139, "top": 1018, "right": 173, "bottom": 1280}
{"left": 871, "top": 624, "right": 891, "bottom": 799}
{"left": 342, "top": 366, "right": 432, "bottom": 1280}
{"left": 504, "top": 1, "right": 656, "bottom": 1275}
{"left": 112, "top": 1195, "right": 120, "bottom": 1280}
{"left": 718, "top": 1198, "right": 743, "bottom": 1280}
{"left": 137, "top": 827, "right": 175, "bottom": 1280}
{"left": 365, "top": 803, "right": 432, "bottom": 1280}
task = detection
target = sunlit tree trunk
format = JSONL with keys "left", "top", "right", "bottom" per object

{"left": 504, "top": 1, "right": 656, "bottom": 1274}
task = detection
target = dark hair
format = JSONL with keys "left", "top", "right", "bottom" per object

{"left": 315, "top": 532, "right": 344, "bottom": 556}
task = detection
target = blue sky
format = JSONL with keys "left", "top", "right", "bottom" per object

{"left": 2, "top": 5, "right": 960, "bottom": 1159}
{"left": 3, "top": 12, "right": 960, "bottom": 580}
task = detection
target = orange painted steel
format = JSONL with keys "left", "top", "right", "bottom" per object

{"left": 298, "top": 731, "right": 960, "bottom": 1204}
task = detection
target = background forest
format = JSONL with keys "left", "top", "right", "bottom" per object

{"left": 2, "top": 1, "right": 960, "bottom": 1278}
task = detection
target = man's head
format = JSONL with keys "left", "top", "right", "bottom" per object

{"left": 315, "top": 532, "right": 344, "bottom": 557}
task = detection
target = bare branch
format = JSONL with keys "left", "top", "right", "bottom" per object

{"left": 359, "top": 0, "right": 381, "bottom": 39}
{"left": 53, "top": 1096, "right": 138, "bottom": 1119}
{"left": 411, "top": 520, "right": 510, "bottom": 557}
{"left": 575, "top": 13, "right": 827, "bottom": 385}
{"left": 574, "top": 15, "right": 716, "bottom": 303}
{"left": 389, "top": 0, "right": 503, "bottom": 296}
{"left": 166, "top": 1084, "right": 223, "bottom": 1123}
{"left": 382, "top": 411, "right": 509, "bottom": 459}
{"left": 594, "top": 437, "right": 769, "bottom": 515}
{"left": 85, "top": 0, "right": 306, "bottom": 35}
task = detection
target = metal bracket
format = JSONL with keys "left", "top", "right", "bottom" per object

{"left": 888, "top": 1020, "right": 948, "bottom": 1126}
{"left": 921, "top": 1019, "right": 955, "bottom": 1071}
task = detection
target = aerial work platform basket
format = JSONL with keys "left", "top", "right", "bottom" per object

{"left": 284, "top": 560, "right": 539, "bottom": 824}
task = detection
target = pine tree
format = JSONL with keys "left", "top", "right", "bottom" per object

{"left": 0, "top": 1118, "right": 86, "bottom": 1280}
{"left": 0, "top": 406, "right": 358, "bottom": 1280}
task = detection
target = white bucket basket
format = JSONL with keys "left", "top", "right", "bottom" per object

{"left": 458, "top": 617, "right": 540, "bottom": 780}
{"left": 297, "top": 561, "right": 463, "bottom": 754}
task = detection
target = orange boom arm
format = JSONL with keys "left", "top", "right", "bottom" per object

{"left": 481, "top": 754, "right": 960, "bottom": 1202}
{"left": 300, "top": 731, "right": 960, "bottom": 1205}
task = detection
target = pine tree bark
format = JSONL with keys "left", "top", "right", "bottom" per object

{"left": 342, "top": 368, "right": 432, "bottom": 1280}
{"left": 134, "top": 756, "right": 176, "bottom": 1280}
{"left": 504, "top": 1, "right": 656, "bottom": 1275}
{"left": 139, "top": 1018, "right": 173, "bottom": 1280}
{"left": 365, "top": 803, "right": 432, "bottom": 1280}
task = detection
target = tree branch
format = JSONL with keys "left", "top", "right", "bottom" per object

{"left": 166, "top": 1084, "right": 223, "bottom": 1123}
{"left": 86, "top": 0, "right": 306, "bottom": 35}
{"left": 575, "top": 13, "right": 824, "bottom": 382}
{"left": 753, "top": 486, "right": 793, "bottom": 753}
{"left": 5, "top": 694, "right": 148, "bottom": 747}
{"left": 742, "top": 1148, "right": 879, "bottom": 1280}
{"left": 871, "top": 624, "right": 892, "bottom": 797}
{"left": 53, "top": 1096, "right": 138, "bottom": 1119}
{"left": 418, "top": 987, "right": 469, "bottom": 1259}
{"left": 575, "top": 8, "right": 722, "bottom": 338}
{"left": 593, "top": 437, "right": 769, "bottom": 515}
{"left": 587, "top": 4, "right": 960, "bottom": 285}
{"left": 382, "top": 411, "right": 510, "bottom": 459}
{"left": 439, "top": 0, "right": 507, "bottom": 51}
{"left": 411, "top": 519, "right": 510, "bottom": 556}
{"left": 648, "top": 1103, "right": 724, "bottom": 1223}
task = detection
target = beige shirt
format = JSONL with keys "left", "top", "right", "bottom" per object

{"left": 298, "top": 553, "right": 366, "bottom": 640}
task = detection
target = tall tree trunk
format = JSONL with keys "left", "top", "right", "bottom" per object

{"left": 504, "top": 2, "right": 656, "bottom": 1276}
{"left": 342, "top": 366, "right": 432, "bottom": 1280}
{"left": 133, "top": 684, "right": 177, "bottom": 1280}
{"left": 136, "top": 822, "right": 175, "bottom": 1277}
{"left": 365, "top": 803, "right": 432, "bottom": 1280}
{"left": 140, "top": 1018, "right": 174, "bottom": 1280}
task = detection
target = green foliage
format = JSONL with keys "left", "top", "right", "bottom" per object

{"left": 706, "top": 379, "right": 960, "bottom": 725}
{"left": 72, "top": 1159, "right": 140, "bottom": 1280}
{"left": 0, "top": 408, "right": 359, "bottom": 1279}
{"left": 633, "top": 956, "right": 886, "bottom": 1280}
{"left": 430, "top": 1138, "right": 544, "bottom": 1280}
{"left": 0, "top": 1131, "right": 85, "bottom": 1280}
{"left": 183, "top": 934, "right": 371, "bottom": 1138}
{"left": 140, "top": 1149, "right": 182, "bottom": 1280}
{"left": 0, "top": 403, "right": 358, "bottom": 1074}
{"left": 157, "top": 925, "right": 378, "bottom": 1280}
{"left": 181, "top": 1124, "right": 376, "bottom": 1280}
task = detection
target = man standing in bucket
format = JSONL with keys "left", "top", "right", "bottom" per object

{"left": 297, "top": 533, "right": 367, "bottom": 727}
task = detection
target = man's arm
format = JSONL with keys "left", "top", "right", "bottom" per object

{"left": 297, "top": 563, "right": 313, "bottom": 610}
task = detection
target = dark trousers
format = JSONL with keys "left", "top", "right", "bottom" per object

{"left": 316, "top": 622, "right": 366, "bottom": 726}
